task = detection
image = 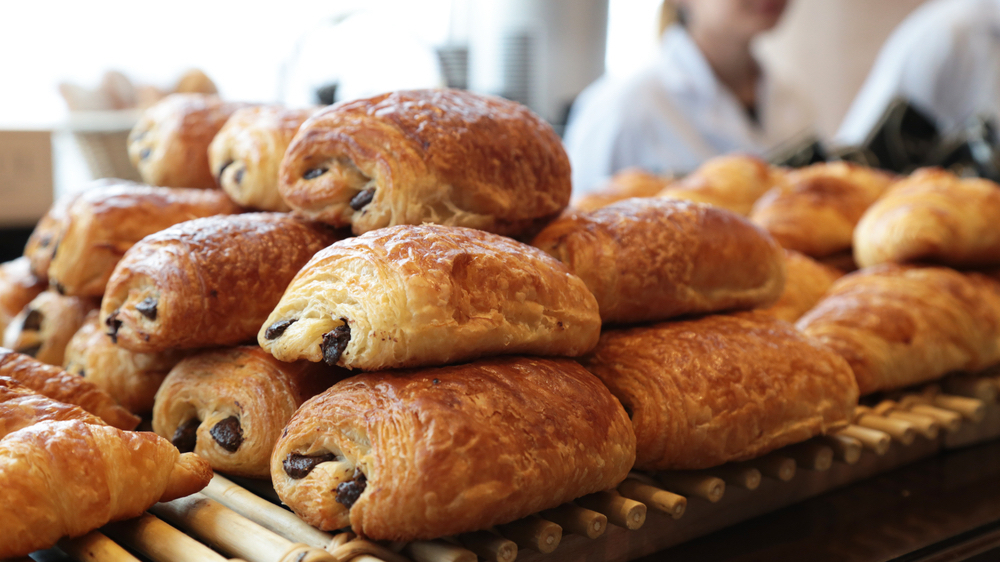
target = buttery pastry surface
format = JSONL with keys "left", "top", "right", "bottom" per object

{"left": 797, "top": 265, "right": 1000, "bottom": 395}
{"left": 23, "top": 190, "right": 79, "bottom": 283}
{"left": 47, "top": 183, "right": 241, "bottom": 296}
{"left": 531, "top": 198, "right": 785, "bottom": 324}
{"left": 0, "top": 375, "right": 105, "bottom": 437}
{"left": 3, "top": 291, "right": 97, "bottom": 367}
{"left": 128, "top": 93, "right": 251, "bottom": 188}
{"left": 579, "top": 312, "right": 858, "bottom": 470}
{"left": 760, "top": 250, "right": 843, "bottom": 323}
{"left": 278, "top": 89, "right": 571, "bottom": 236}
{"left": 270, "top": 356, "right": 635, "bottom": 539}
{"left": 658, "top": 154, "right": 785, "bottom": 216}
{"left": 571, "top": 168, "right": 671, "bottom": 212}
{"left": 208, "top": 106, "right": 318, "bottom": 211}
{"left": 101, "top": 213, "right": 340, "bottom": 353}
{"left": 153, "top": 346, "right": 346, "bottom": 478}
{"left": 750, "top": 162, "right": 895, "bottom": 257}
{"left": 0, "top": 347, "right": 139, "bottom": 429}
{"left": 259, "top": 224, "right": 601, "bottom": 370}
{"left": 0, "top": 257, "right": 45, "bottom": 335}
{"left": 854, "top": 168, "right": 1000, "bottom": 268}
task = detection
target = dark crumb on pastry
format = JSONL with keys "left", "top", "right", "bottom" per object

{"left": 53, "top": 281, "right": 67, "bottom": 295}
{"left": 234, "top": 168, "right": 245, "bottom": 184}
{"left": 321, "top": 320, "right": 351, "bottom": 366}
{"left": 265, "top": 319, "right": 297, "bottom": 340}
{"left": 348, "top": 187, "right": 376, "bottom": 210}
{"left": 432, "top": 379, "right": 440, "bottom": 385}
{"left": 172, "top": 418, "right": 200, "bottom": 453}
{"left": 217, "top": 160, "right": 233, "bottom": 183}
{"left": 105, "top": 310, "right": 122, "bottom": 343}
{"left": 15, "top": 344, "right": 41, "bottom": 358}
{"left": 283, "top": 452, "right": 337, "bottom": 479}
{"left": 303, "top": 167, "right": 328, "bottom": 180}
{"left": 76, "top": 369, "right": 85, "bottom": 377}
{"left": 22, "top": 308, "right": 43, "bottom": 332}
{"left": 135, "top": 297, "right": 158, "bottom": 320}
{"left": 336, "top": 471, "right": 367, "bottom": 508}
{"left": 51, "top": 240, "right": 59, "bottom": 260}
{"left": 139, "top": 148, "right": 151, "bottom": 160}
{"left": 209, "top": 416, "right": 244, "bottom": 453}
{"left": 39, "top": 234, "right": 51, "bottom": 248}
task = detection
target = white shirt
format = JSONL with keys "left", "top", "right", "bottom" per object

{"left": 563, "top": 25, "right": 815, "bottom": 194}
{"left": 837, "top": 0, "right": 1000, "bottom": 145}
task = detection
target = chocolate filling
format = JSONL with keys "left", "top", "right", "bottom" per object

{"left": 336, "top": 472, "right": 367, "bottom": 508}
{"left": 348, "top": 187, "right": 375, "bottom": 210}
{"left": 265, "top": 319, "right": 296, "bottom": 340}
{"left": 139, "top": 147, "right": 151, "bottom": 160}
{"left": 303, "top": 167, "right": 327, "bottom": 180}
{"left": 53, "top": 281, "right": 67, "bottom": 295}
{"left": 105, "top": 310, "right": 122, "bottom": 344}
{"left": 22, "top": 309, "right": 43, "bottom": 332}
{"left": 172, "top": 418, "right": 200, "bottom": 453}
{"left": 283, "top": 452, "right": 337, "bottom": 479}
{"left": 16, "top": 344, "right": 41, "bottom": 358}
{"left": 217, "top": 160, "right": 233, "bottom": 182}
{"left": 209, "top": 416, "right": 244, "bottom": 452}
{"left": 135, "top": 297, "right": 158, "bottom": 320}
{"left": 320, "top": 320, "right": 351, "bottom": 366}
{"left": 234, "top": 169, "right": 245, "bottom": 184}
{"left": 39, "top": 234, "right": 51, "bottom": 248}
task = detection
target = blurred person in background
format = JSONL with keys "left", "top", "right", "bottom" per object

{"left": 564, "top": 0, "right": 814, "bottom": 194}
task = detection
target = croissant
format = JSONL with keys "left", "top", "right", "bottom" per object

{"left": 531, "top": 198, "right": 785, "bottom": 324}
{"left": 153, "top": 346, "right": 346, "bottom": 478}
{"left": 658, "top": 154, "right": 785, "bottom": 216}
{"left": 0, "top": 257, "right": 45, "bottom": 335}
{"left": 759, "top": 250, "right": 842, "bottom": 323}
{"left": 3, "top": 291, "right": 97, "bottom": 366}
{"left": 102, "top": 213, "right": 340, "bottom": 353}
{"left": 570, "top": 168, "right": 671, "bottom": 212}
{"left": 0, "top": 348, "right": 139, "bottom": 429}
{"left": 750, "top": 162, "right": 895, "bottom": 257}
{"left": 854, "top": 168, "right": 1000, "bottom": 268}
{"left": 797, "top": 265, "right": 1000, "bottom": 395}
{"left": 579, "top": 312, "right": 858, "bottom": 470}
{"left": 128, "top": 93, "right": 251, "bottom": 188}
{"left": 271, "top": 356, "right": 635, "bottom": 539}
{"left": 64, "top": 312, "right": 186, "bottom": 414}
{"left": 278, "top": 89, "right": 571, "bottom": 237}
{"left": 0, "top": 375, "right": 105, "bottom": 437}
{"left": 208, "top": 106, "right": 318, "bottom": 211}
{"left": 0, "top": 419, "right": 211, "bottom": 558}
{"left": 259, "top": 225, "right": 601, "bottom": 370}
{"left": 47, "top": 182, "right": 241, "bottom": 296}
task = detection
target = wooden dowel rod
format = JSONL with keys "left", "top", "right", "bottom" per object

{"left": 822, "top": 434, "right": 862, "bottom": 465}
{"left": 618, "top": 479, "right": 686, "bottom": 519}
{"left": 540, "top": 503, "right": 607, "bottom": 538}
{"left": 934, "top": 394, "right": 986, "bottom": 422}
{"left": 328, "top": 533, "right": 356, "bottom": 551}
{"left": 785, "top": 442, "right": 834, "bottom": 471}
{"left": 944, "top": 378, "right": 998, "bottom": 403}
{"left": 58, "top": 531, "right": 142, "bottom": 562}
{"left": 497, "top": 515, "right": 563, "bottom": 553}
{"left": 857, "top": 414, "right": 915, "bottom": 445}
{"left": 836, "top": 425, "right": 891, "bottom": 455}
{"left": 656, "top": 473, "right": 725, "bottom": 503}
{"left": 353, "top": 557, "right": 388, "bottom": 562}
{"left": 150, "top": 494, "right": 336, "bottom": 562}
{"left": 888, "top": 411, "right": 939, "bottom": 439}
{"left": 203, "top": 475, "right": 335, "bottom": 550}
{"left": 226, "top": 475, "right": 283, "bottom": 505}
{"left": 573, "top": 491, "right": 646, "bottom": 531}
{"left": 908, "top": 404, "right": 963, "bottom": 432}
{"left": 457, "top": 530, "right": 518, "bottom": 562}
{"left": 404, "top": 541, "right": 477, "bottom": 562}
{"left": 103, "top": 513, "right": 231, "bottom": 562}
{"left": 744, "top": 455, "right": 796, "bottom": 482}
{"left": 710, "top": 465, "right": 761, "bottom": 490}
{"left": 330, "top": 541, "right": 412, "bottom": 562}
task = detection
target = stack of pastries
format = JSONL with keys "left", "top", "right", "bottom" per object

{"left": 5, "top": 85, "right": 1000, "bottom": 556}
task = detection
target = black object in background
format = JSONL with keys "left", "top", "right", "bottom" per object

{"left": 860, "top": 98, "right": 941, "bottom": 174}
{"left": 768, "top": 134, "right": 828, "bottom": 168}
{"left": 0, "top": 227, "right": 31, "bottom": 263}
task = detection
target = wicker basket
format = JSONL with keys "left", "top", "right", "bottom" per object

{"left": 66, "top": 110, "right": 143, "bottom": 182}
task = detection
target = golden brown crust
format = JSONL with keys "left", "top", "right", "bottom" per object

{"left": 658, "top": 154, "right": 785, "bottom": 215}
{"left": 101, "top": 213, "right": 341, "bottom": 353}
{"left": 0, "top": 375, "right": 105, "bottom": 438}
{"left": 531, "top": 198, "right": 785, "bottom": 324}
{"left": 750, "top": 162, "right": 896, "bottom": 257}
{"left": 570, "top": 168, "right": 671, "bottom": 212}
{"left": 0, "top": 420, "right": 210, "bottom": 558}
{"left": 64, "top": 312, "right": 185, "bottom": 414}
{"left": 209, "top": 106, "right": 319, "bottom": 211}
{"left": 153, "top": 346, "right": 347, "bottom": 478}
{"left": 579, "top": 312, "right": 858, "bottom": 470}
{"left": 24, "top": 191, "right": 80, "bottom": 283}
{"left": 271, "top": 356, "right": 635, "bottom": 539}
{"left": 3, "top": 291, "right": 98, "bottom": 367}
{"left": 759, "top": 250, "right": 843, "bottom": 323}
{"left": 278, "top": 89, "right": 571, "bottom": 236}
{"left": 0, "top": 348, "right": 139, "bottom": 429}
{"left": 259, "top": 224, "right": 601, "bottom": 370}
{"left": 0, "top": 258, "right": 45, "bottom": 335}
{"left": 128, "top": 93, "right": 251, "bottom": 188}
{"left": 854, "top": 168, "right": 1000, "bottom": 268}
{"left": 797, "top": 265, "right": 1000, "bottom": 395}
{"left": 47, "top": 183, "right": 242, "bottom": 297}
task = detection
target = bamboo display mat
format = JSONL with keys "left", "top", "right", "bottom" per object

{"left": 39, "top": 374, "right": 1000, "bottom": 562}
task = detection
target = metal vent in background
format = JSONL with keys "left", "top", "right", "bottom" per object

{"left": 499, "top": 32, "right": 534, "bottom": 106}
{"left": 437, "top": 46, "right": 469, "bottom": 90}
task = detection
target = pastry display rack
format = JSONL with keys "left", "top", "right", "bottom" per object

{"left": 41, "top": 372, "right": 1000, "bottom": 562}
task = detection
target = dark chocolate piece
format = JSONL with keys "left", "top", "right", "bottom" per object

{"left": 320, "top": 320, "right": 351, "bottom": 366}
{"left": 139, "top": 147, "right": 151, "bottom": 160}
{"left": 303, "top": 168, "right": 327, "bottom": 180}
{"left": 105, "top": 310, "right": 122, "bottom": 344}
{"left": 217, "top": 160, "right": 233, "bottom": 182}
{"left": 209, "top": 416, "right": 244, "bottom": 453}
{"left": 283, "top": 452, "right": 337, "bottom": 479}
{"left": 234, "top": 168, "right": 245, "bottom": 184}
{"left": 335, "top": 472, "right": 367, "bottom": 508}
{"left": 135, "top": 297, "right": 158, "bottom": 320}
{"left": 265, "top": 319, "right": 296, "bottom": 340}
{"left": 348, "top": 187, "right": 375, "bottom": 210}
{"left": 171, "top": 418, "right": 200, "bottom": 453}
{"left": 21, "top": 309, "right": 43, "bottom": 332}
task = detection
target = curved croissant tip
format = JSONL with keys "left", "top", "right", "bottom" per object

{"left": 159, "top": 452, "right": 213, "bottom": 502}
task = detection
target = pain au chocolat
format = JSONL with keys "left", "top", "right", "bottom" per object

{"left": 531, "top": 197, "right": 785, "bottom": 324}
{"left": 3, "top": 291, "right": 97, "bottom": 367}
{"left": 759, "top": 250, "right": 843, "bottom": 323}
{"left": 102, "top": 213, "right": 340, "bottom": 353}
{"left": 271, "top": 356, "right": 635, "bottom": 539}
{"left": 153, "top": 346, "right": 346, "bottom": 478}
{"left": 658, "top": 154, "right": 786, "bottom": 216}
{"left": 259, "top": 224, "right": 601, "bottom": 370}
{"left": 278, "top": 89, "right": 571, "bottom": 237}
{"left": 570, "top": 168, "right": 671, "bottom": 212}
{"left": 0, "top": 258, "right": 45, "bottom": 335}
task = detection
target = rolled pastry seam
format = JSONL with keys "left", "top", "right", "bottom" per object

{"left": 101, "top": 213, "right": 341, "bottom": 353}
{"left": 258, "top": 224, "right": 601, "bottom": 370}
{"left": 0, "top": 257, "right": 45, "bottom": 335}
{"left": 3, "top": 291, "right": 97, "bottom": 366}
{"left": 152, "top": 346, "right": 346, "bottom": 478}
